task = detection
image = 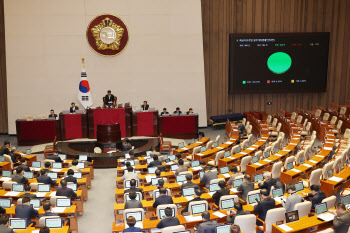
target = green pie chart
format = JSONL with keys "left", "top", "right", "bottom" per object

{"left": 267, "top": 52, "right": 292, "bottom": 74}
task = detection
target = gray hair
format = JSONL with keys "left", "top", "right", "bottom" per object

{"left": 263, "top": 172, "right": 271, "bottom": 179}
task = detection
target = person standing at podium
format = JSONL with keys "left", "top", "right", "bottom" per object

{"left": 141, "top": 101, "right": 149, "bottom": 111}
{"left": 48, "top": 110, "right": 57, "bottom": 119}
{"left": 70, "top": 102, "right": 79, "bottom": 113}
{"left": 104, "top": 90, "right": 115, "bottom": 108}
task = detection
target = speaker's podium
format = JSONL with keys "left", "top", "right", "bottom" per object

{"left": 96, "top": 124, "right": 122, "bottom": 149}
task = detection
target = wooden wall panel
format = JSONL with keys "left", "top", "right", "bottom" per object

{"left": 201, "top": 0, "right": 350, "bottom": 120}
{"left": 0, "top": 0, "right": 7, "bottom": 133}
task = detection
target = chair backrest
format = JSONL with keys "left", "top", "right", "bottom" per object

{"left": 330, "top": 116, "right": 337, "bottom": 125}
{"left": 322, "top": 195, "right": 336, "bottom": 209}
{"left": 264, "top": 146, "right": 272, "bottom": 157}
{"left": 264, "top": 208, "right": 286, "bottom": 233}
{"left": 247, "top": 125, "right": 253, "bottom": 135}
{"left": 162, "top": 225, "right": 185, "bottom": 233}
{"left": 295, "top": 150, "right": 305, "bottom": 165}
{"left": 215, "top": 135, "right": 220, "bottom": 143}
{"left": 344, "top": 128, "right": 350, "bottom": 139}
{"left": 284, "top": 156, "right": 295, "bottom": 170}
{"left": 278, "top": 132, "right": 285, "bottom": 142}
{"left": 272, "top": 118, "right": 278, "bottom": 127}
{"left": 3, "top": 181, "right": 17, "bottom": 190}
{"left": 124, "top": 192, "right": 143, "bottom": 202}
{"left": 241, "top": 140, "right": 249, "bottom": 150}
{"left": 271, "top": 143, "right": 279, "bottom": 154}
{"left": 219, "top": 195, "right": 239, "bottom": 209}
{"left": 214, "top": 151, "right": 225, "bottom": 165}
{"left": 291, "top": 112, "right": 297, "bottom": 120}
{"left": 210, "top": 178, "right": 225, "bottom": 185}
{"left": 322, "top": 161, "right": 334, "bottom": 179}
{"left": 94, "top": 147, "right": 102, "bottom": 153}
{"left": 293, "top": 201, "right": 312, "bottom": 217}
{"left": 188, "top": 200, "right": 208, "bottom": 215}
{"left": 245, "top": 121, "right": 250, "bottom": 129}
{"left": 323, "top": 113, "right": 330, "bottom": 121}
{"left": 192, "top": 146, "right": 201, "bottom": 155}
{"left": 206, "top": 141, "right": 214, "bottom": 150}
{"left": 240, "top": 156, "right": 252, "bottom": 173}
{"left": 123, "top": 208, "right": 145, "bottom": 222}
{"left": 39, "top": 216, "right": 62, "bottom": 226}
{"left": 255, "top": 151, "right": 263, "bottom": 161}
{"left": 340, "top": 107, "right": 347, "bottom": 115}
{"left": 247, "top": 189, "right": 261, "bottom": 198}
{"left": 231, "top": 145, "right": 240, "bottom": 155}
{"left": 266, "top": 115, "right": 272, "bottom": 123}
{"left": 156, "top": 204, "right": 177, "bottom": 219}
{"left": 305, "top": 122, "right": 312, "bottom": 131}
{"left": 304, "top": 145, "right": 312, "bottom": 160}
{"left": 315, "top": 109, "right": 322, "bottom": 118}
{"left": 152, "top": 188, "right": 171, "bottom": 199}
{"left": 276, "top": 123, "right": 282, "bottom": 132}
{"left": 333, "top": 156, "right": 342, "bottom": 173}
{"left": 234, "top": 214, "right": 257, "bottom": 233}
{"left": 30, "top": 183, "right": 42, "bottom": 192}
{"left": 341, "top": 149, "right": 349, "bottom": 164}
{"left": 123, "top": 179, "right": 139, "bottom": 188}
{"left": 303, "top": 119, "right": 308, "bottom": 127}
{"left": 242, "top": 118, "right": 247, "bottom": 126}
{"left": 308, "top": 168, "right": 322, "bottom": 187}
{"left": 271, "top": 161, "right": 283, "bottom": 179}
{"left": 247, "top": 134, "right": 253, "bottom": 144}
{"left": 3, "top": 154, "right": 13, "bottom": 169}
{"left": 296, "top": 115, "right": 303, "bottom": 124}
{"left": 50, "top": 196, "right": 68, "bottom": 206}
{"left": 337, "top": 120, "right": 343, "bottom": 130}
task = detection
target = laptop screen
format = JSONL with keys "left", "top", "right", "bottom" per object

{"left": 233, "top": 178, "right": 243, "bottom": 188}
{"left": 126, "top": 211, "right": 142, "bottom": 222}
{"left": 315, "top": 203, "right": 327, "bottom": 215}
{"left": 56, "top": 198, "right": 71, "bottom": 207}
{"left": 25, "top": 149, "right": 31, "bottom": 155}
{"left": 176, "top": 175, "right": 186, "bottom": 183}
{"left": 299, "top": 156, "right": 305, "bottom": 165}
{"left": 147, "top": 158, "right": 154, "bottom": 164}
{"left": 32, "top": 161, "right": 41, "bottom": 168}
{"left": 151, "top": 178, "right": 163, "bottom": 186}
{"left": 0, "top": 199, "right": 11, "bottom": 208}
{"left": 224, "top": 151, "right": 231, "bottom": 158}
{"left": 201, "top": 147, "right": 207, "bottom": 153}
{"left": 79, "top": 155, "right": 88, "bottom": 161}
{"left": 214, "top": 142, "right": 219, "bottom": 148}
{"left": 52, "top": 162, "right": 62, "bottom": 169}
{"left": 221, "top": 199, "right": 235, "bottom": 210}
{"left": 58, "top": 154, "right": 66, "bottom": 160}
{"left": 236, "top": 147, "right": 241, "bottom": 153}
{"left": 248, "top": 193, "right": 261, "bottom": 204}
{"left": 38, "top": 184, "right": 50, "bottom": 192}
{"left": 73, "top": 172, "right": 82, "bottom": 179}
{"left": 341, "top": 194, "right": 350, "bottom": 205}
{"left": 209, "top": 183, "right": 220, "bottom": 192}
{"left": 272, "top": 188, "right": 284, "bottom": 198}
{"left": 148, "top": 167, "right": 157, "bottom": 174}
{"left": 254, "top": 174, "right": 264, "bottom": 183}
{"left": 125, "top": 193, "right": 141, "bottom": 201}
{"left": 220, "top": 166, "right": 229, "bottom": 174}
{"left": 0, "top": 156, "right": 4, "bottom": 162}
{"left": 159, "top": 208, "right": 175, "bottom": 219}
{"left": 191, "top": 160, "right": 200, "bottom": 167}
{"left": 168, "top": 155, "right": 176, "bottom": 161}
{"left": 9, "top": 219, "right": 26, "bottom": 229}
{"left": 2, "top": 170, "right": 11, "bottom": 178}
{"left": 67, "top": 183, "right": 77, "bottom": 191}
{"left": 178, "top": 142, "right": 184, "bottom": 148}
{"left": 47, "top": 172, "right": 58, "bottom": 180}
{"left": 252, "top": 155, "right": 259, "bottom": 163}
{"left": 171, "top": 164, "right": 179, "bottom": 171}
{"left": 183, "top": 187, "right": 195, "bottom": 197}
{"left": 285, "top": 210, "right": 299, "bottom": 223}
{"left": 264, "top": 151, "right": 270, "bottom": 158}
{"left": 23, "top": 171, "right": 34, "bottom": 179}
{"left": 45, "top": 217, "right": 63, "bottom": 228}
{"left": 191, "top": 203, "right": 206, "bottom": 215}
{"left": 295, "top": 182, "right": 304, "bottom": 192}
{"left": 12, "top": 184, "right": 24, "bottom": 192}
{"left": 30, "top": 199, "right": 41, "bottom": 208}
{"left": 287, "top": 162, "right": 294, "bottom": 171}
{"left": 146, "top": 151, "right": 152, "bottom": 156}
{"left": 154, "top": 191, "right": 160, "bottom": 199}
{"left": 216, "top": 224, "right": 231, "bottom": 233}
{"left": 125, "top": 153, "right": 130, "bottom": 159}
{"left": 327, "top": 169, "right": 333, "bottom": 179}
{"left": 77, "top": 162, "right": 85, "bottom": 169}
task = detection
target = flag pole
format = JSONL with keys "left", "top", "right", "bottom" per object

{"left": 82, "top": 58, "right": 85, "bottom": 68}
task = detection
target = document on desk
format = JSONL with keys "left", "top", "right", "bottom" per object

{"left": 181, "top": 148, "right": 189, "bottom": 151}
{"left": 0, "top": 177, "right": 11, "bottom": 182}
{"left": 275, "top": 154, "right": 283, "bottom": 157}
{"left": 309, "top": 160, "right": 318, "bottom": 164}
{"left": 52, "top": 207, "right": 66, "bottom": 213}
{"left": 51, "top": 169, "right": 61, "bottom": 172}
{"left": 302, "top": 164, "right": 313, "bottom": 168}
{"left": 208, "top": 192, "right": 215, "bottom": 197}
{"left": 246, "top": 147, "right": 255, "bottom": 151}
{"left": 49, "top": 192, "right": 56, "bottom": 197}
{"left": 186, "top": 196, "right": 194, "bottom": 201}
{"left": 252, "top": 145, "right": 259, "bottom": 147}
{"left": 263, "top": 159, "right": 272, "bottom": 162}
{"left": 317, "top": 213, "right": 335, "bottom": 222}
{"left": 31, "top": 230, "right": 40, "bottom": 233}
{"left": 328, "top": 176, "right": 343, "bottom": 182}
{"left": 324, "top": 147, "right": 333, "bottom": 150}
{"left": 291, "top": 169, "right": 301, "bottom": 173}
{"left": 225, "top": 141, "right": 233, "bottom": 145}
{"left": 32, "top": 168, "right": 41, "bottom": 171}
{"left": 197, "top": 153, "right": 204, "bottom": 156}
{"left": 120, "top": 166, "right": 126, "bottom": 170}
{"left": 185, "top": 215, "right": 203, "bottom": 222}
{"left": 222, "top": 173, "right": 230, "bottom": 178}
{"left": 259, "top": 140, "right": 266, "bottom": 142}
{"left": 254, "top": 163, "right": 263, "bottom": 166}
{"left": 119, "top": 159, "right": 125, "bottom": 162}
{"left": 230, "top": 188, "right": 238, "bottom": 193}
{"left": 283, "top": 149, "right": 291, "bottom": 152}
{"left": 315, "top": 155, "right": 325, "bottom": 158}
{"left": 213, "top": 211, "right": 226, "bottom": 218}
{"left": 165, "top": 162, "right": 175, "bottom": 165}
{"left": 35, "top": 192, "right": 48, "bottom": 197}
{"left": 227, "top": 156, "right": 235, "bottom": 160}
{"left": 134, "top": 222, "right": 143, "bottom": 229}
{"left": 289, "top": 143, "right": 297, "bottom": 145}
{"left": 278, "top": 224, "right": 293, "bottom": 232}
{"left": 4, "top": 191, "right": 20, "bottom": 196}
{"left": 192, "top": 166, "right": 202, "bottom": 171}
{"left": 240, "top": 152, "right": 248, "bottom": 155}
{"left": 145, "top": 175, "right": 156, "bottom": 183}
{"left": 150, "top": 228, "right": 162, "bottom": 233}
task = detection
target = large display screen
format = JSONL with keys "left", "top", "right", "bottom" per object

{"left": 229, "top": 32, "right": 330, "bottom": 94}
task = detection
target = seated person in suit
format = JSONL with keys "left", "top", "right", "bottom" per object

{"left": 39, "top": 227, "right": 50, "bottom": 233}
{"left": 181, "top": 188, "right": 210, "bottom": 214}
{"left": 181, "top": 174, "right": 200, "bottom": 195}
{"left": 123, "top": 216, "right": 141, "bottom": 233}
{"left": 212, "top": 180, "right": 230, "bottom": 206}
{"left": 70, "top": 102, "right": 79, "bottom": 113}
{"left": 15, "top": 197, "right": 38, "bottom": 227}
{"left": 0, "top": 141, "right": 18, "bottom": 164}
{"left": 46, "top": 153, "right": 63, "bottom": 163}
{"left": 141, "top": 101, "right": 149, "bottom": 111}
{"left": 56, "top": 179, "right": 77, "bottom": 199}
{"left": 70, "top": 160, "right": 82, "bottom": 172}
{"left": 48, "top": 109, "right": 57, "bottom": 119}
{"left": 302, "top": 184, "right": 326, "bottom": 211}
{"left": 257, "top": 171, "right": 276, "bottom": 194}
{"left": 156, "top": 207, "right": 180, "bottom": 228}
{"left": 11, "top": 167, "right": 28, "bottom": 184}
{"left": 175, "top": 159, "right": 188, "bottom": 176}
{"left": 125, "top": 191, "right": 143, "bottom": 209}
{"left": 186, "top": 108, "right": 193, "bottom": 115}
{"left": 154, "top": 169, "right": 163, "bottom": 179}
{"left": 37, "top": 169, "right": 56, "bottom": 186}
{"left": 124, "top": 179, "right": 143, "bottom": 195}
{"left": 160, "top": 108, "right": 169, "bottom": 115}
{"left": 332, "top": 203, "right": 350, "bottom": 233}
{"left": 37, "top": 162, "right": 51, "bottom": 178}
{"left": 237, "top": 174, "right": 254, "bottom": 202}
{"left": 226, "top": 202, "right": 250, "bottom": 223}
{"left": 282, "top": 183, "right": 302, "bottom": 212}
{"left": 227, "top": 166, "right": 243, "bottom": 186}
{"left": 40, "top": 202, "right": 69, "bottom": 227}
{"left": 104, "top": 90, "right": 115, "bottom": 107}
{"left": 63, "top": 169, "right": 78, "bottom": 184}
{"left": 148, "top": 155, "right": 162, "bottom": 168}
{"left": 200, "top": 166, "right": 218, "bottom": 189}
{"left": 157, "top": 179, "right": 165, "bottom": 189}
{"left": 195, "top": 211, "right": 219, "bottom": 233}
{"left": 121, "top": 166, "right": 139, "bottom": 181}
{"left": 122, "top": 139, "right": 132, "bottom": 151}
{"left": 173, "top": 107, "right": 182, "bottom": 115}
{"left": 254, "top": 188, "right": 275, "bottom": 225}
{"left": 19, "top": 185, "right": 37, "bottom": 199}
{"left": 0, "top": 215, "right": 15, "bottom": 233}
{"left": 18, "top": 158, "right": 31, "bottom": 172}
{"left": 153, "top": 187, "right": 173, "bottom": 208}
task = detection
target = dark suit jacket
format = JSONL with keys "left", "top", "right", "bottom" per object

{"left": 15, "top": 204, "right": 38, "bottom": 226}
{"left": 258, "top": 178, "right": 276, "bottom": 194}
{"left": 156, "top": 217, "right": 180, "bottom": 228}
{"left": 333, "top": 211, "right": 350, "bottom": 233}
{"left": 254, "top": 197, "right": 275, "bottom": 224}
{"left": 148, "top": 160, "right": 162, "bottom": 168}
{"left": 17, "top": 164, "right": 31, "bottom": 172}
{"left": 123, "top": 143, "right": 132, "bottom": 151}
{"left": 70, "top": 106, "right": 79, "bottom": 113}
{"left": 19, "top": 192, "right": 37, "bottom": 199}
{"left": 64, "top": 176, "right": 78, "bottom": 184}
{"left": 37, "top": 175, "right": 56, "bottom": 186}
{"left": 11, "top": 174, "right": 28, "bottom": 184}
{"left": 200, "top": 171, "right": 218, "bottom": 188}
{"left": 124, "top": 200, "right": 143, "bottom": 209}
{"left": 36, "top": 168, "right": 49, "bottom": 178}
{"left": 141, "top": 105, "right": 149, "bottom": 111}
{"left": 153, "top": 195, "right": 173, "bottom": 208}
{"left": 181, "top": 197, "right": 210, "bottom": 214}
{"left": 48, "top": 114, "right": 57, "bottom": 118}
{"left": 237, "top": 182, "right": 254, "bottom": 201}
{"left": 124, "top": 187, "right": 143, "bottom": 194}
{"left": 197, "top": 220, "right": 219, "bottom": 233}
{"left": 56, "top": 187, "right": 77, "bottom": 199}
{"left": 0, "top": 225, "right": 15, "bottom": 233}
{"left": 0, "top": 146, "right": 10, "bottom": 156}
{"left": 160, "top": 112, "right": 169, "bottom": 115}
{"left": 212, "top": 188, "right": 230, "bottom": 206}
{"left": 123, "top": 226, "right": 141, "bottom": 232}
{"left": 180, "top": 181, "right": 199, "bottom": 195}
{"left": 104, "top": 94, "right": 115, "bottom": 105}
{"left": 46, "top": 154, "right": 63, "bottom": 163}
{"left": 173, "top": 111, "right": 182, "bottom": 114}
{"left": 307, "top": 191, "right": 326, "bottom": 210}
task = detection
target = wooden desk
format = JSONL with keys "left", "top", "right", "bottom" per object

{"left": 0, "top": 190, "right": 82, "bottom": 199}
{"left": 16, "top": 226, "right": 69, "bottom": 233}
{"left": 132, "top": 110, "right": 159, "bottom": 137}
{"left": 59, "top": 111, "right": 88, "bottom": 140}
{"left": 272, "top": 215, "right": 333, "bottom": 233}
{"left": 193, "top": 140, "right": 237, "bottom": 163}
{"left": 0, "top": 162, "right": 11, "bottom": 171}
{"left": 173, "top": 137, "right": 210, "bottom": 154}
{"left": 321, "top": 164, "right": 350, "bottom": 196}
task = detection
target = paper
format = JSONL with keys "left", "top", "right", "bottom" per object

{"left": 107, "top": 151, "right": 116, "bottom": 154}
{"left": 291, "top": 169, "right": 301, "bottom": 173}
{"left": 181, "top": 148, "right": 189, "bottom": 151}
{"left": 252, "top": 145, "right": 259, "bottom": 147}
{"left": 247, "top": 147, "right": 255, "bottom": 151}
{"left": 328, "top": 176, "right": 343, "bottom": 182}
{"left": 145, "top": 175, "right": 156, "bottom": 183}
{"left": 274, "top": 196, "right": 287, "bottom": 203}
{"left": 119, "top": 159, "right": 125, "bottom": 162}
{"left": 165, "top": 162, "right": 175, "bottom": 165}
{"left": 196, "top": 142, "right": 203, "bottom": 144}
{"left": 289, "top": 143, "right": 297, "bottom": 145}
{"left": 0, "top": 177, "right": 11, "bottom": 181}
{"left": 315, "top": 155, "right": 324, "bottom": 158}
{"left": 192, "top": 166, "right": 202, "bottom": 171}
{"left": 51, "top": 169, "right": 61, "bottom": 172}
{"left": 275, "top": 154, "right": 283, "bottom": 157}
{"left": 309, "top": 160, "right": 317, "bottom": 164}
{"left": 240, "top": 152, "right": 248, "bottom": 155}
{"left": 33, "top": 168, "right": 41, "bottom": 171}
{"left": 186, "top": 196, "right": 194, "bottom": 201}
{"left": 317, "top": 213, "right": 335, "bottom": 222}
{"left": 258, "top": 140, "right": 266, "bottom": 142}
{"left": 4, "top": 191, "right": 20, "bottom": 196}
{"left": 217, "top": 147, "right": 224, "bottom": 150}
{"left": 120, "top": 166, "right": 126, "bottom": 170}
{"left": 225, "top": 141, "right": 233, "bottom": 145}
{"left": 230, "top": 188, "right": 238, "bottom": 193}
{"left": 263, "top": 159, "right": 272, "bottom": 162}
{"left": 212, "top": 211, "right": 226, "bottom": 218}
{"left": 208, "top": 192, "right": 215, "bottom": 197}
{"left": 184, "top": 215, "right": 203, "bottom": 222}
{"left": 278, "top": 224, "right": 293, "bottom": 232}
{"left": 35, "top": 192, "right": 47, "bottom": 197}
{"left": 324, "top": 147, "right": 333, "bottom": 150}
{"left": 150, "top": 228, "right": 162, "bottom": 233}
{"left": 49, "top": 192, "right": 56, "bottom": 197}
{"left": 254, "top": 163, "right": 263, "bottom": 166}
{"left": 134, "top": 222, "right": 143, "bottom": 229}
{"left": 31, "top": 230, "right": 40, "bottom": 233}
{"left": 52, "top": 207, "right": 66, "bottom": 213}
{"left": 197, "top": 153, "right": 204, "bottom": 156}
{"left": 261, "top": 137, "right": 268, "bottom": 139}
{"left": 283, "top": 149, "right": 291, "bottom": 152}
{"left": 223, "top": 174, "right": 230, "bottom": 178}
{"left": 302, "top": 164, "right": 313, "bottom": 168}
{"left": 227, "top": 156, "right": 235, "bottom": 160}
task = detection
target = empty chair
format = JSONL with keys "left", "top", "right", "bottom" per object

{"left": 245, "top": 121, "right": 250, "bottom": 130}
{"left": 299, "top": 122, "right": 311, "bottom": 136}
{"left": 257, "top": 208, "right": 286, "bottom": 233}
{"left": 241, "top": 140, "right": 250, "bottom": 150}
{"left": 271, "top": 142, "right": 280, "bottom": 154}
{"left": 290, "top": 112, "right": 297, "bottom": 121}
{"left": 329, "top": 116, "right": 337, "bottom": 125}
{"left": 206, "top": 141, "right": 214, "bottom": 150}
{"left": 231, "top": 145, "right": 240, "bottom": 155}
{"left": 296, "top": 115, "right": 303, "bottom": 125}
{"left": 156, "top": 204, "right": 177, "bottom": 219}
{"left": 271, "top": 161, "right": 283, "bottom": 179}
{"left": 208, "top": 151, "right": 224, "bottom": 166}
{"left": 315, "top": 109, "right": 322, "bottom": 118}
{"left": 162, "top": 225, "right": 185, "bottom": 233}
{"left": 239, "top": 156, "right": 252, "bottom": 173}
{"left": 186, "top": 146, "right": 201, "bottom": 160}
{"left": 234, "top": 214, "right": 257, "bottom": 233}
{"left": 255, "top": 151, "right": 263, "bottom": 161}
{"left": 3, "top": 154, "right": 14, "bottom": 169}
{"left": 215, "top": 135, "right": 220, "bottom": 143}
{"left": 269, "top": 123, "right": 281, "bottom": 137}
{"left": 323, "top": 113, "right": 330, "bottom": 121}
{"left": 332, "top": 120, "right": 343, "bottom": 134}
{"left": 284, "top": 156, "right": 295, "bottom": 170}
{"left": 263, "top": 146, "right": 272, "bottom": 158}
{"left": 294, "top": 201, "right": 312, "bottom": 217}
{"left": 336, "top": 128, "right": 350, "bottom": 144}
{"left": 218, "top": 195, "right": 239, "bottom": 209}
{"left": 295, "top": 150, "right": 305, "bottom": 165}
{"left": 322, "top": 195, "right": 336, "bottom": 209}
{"left": 322, "top": 161, "right": 334, "bottom": 179}
{"left": 241, "top": 118, "right": 247, "bottom": 126}
{"left": 269, "top": 118, "right": 278, "bottom": 130}
{"left": 340, "top": 107, "right": 347, "bottom": 115}
{"left": 303, "top": 145, "right": 312, "bottom": 160}
{"left": 301, "top": 168, "right": 322, "bottom": 188}
{"left": 333, "top": 156, "right": 342, "bottom": 173}
{"left": 266, "top": 115, "right": 272, "bottom": 124}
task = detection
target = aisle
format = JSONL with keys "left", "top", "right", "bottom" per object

{"left": 78, "top": 168, "right": 118, "bottom": 233}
